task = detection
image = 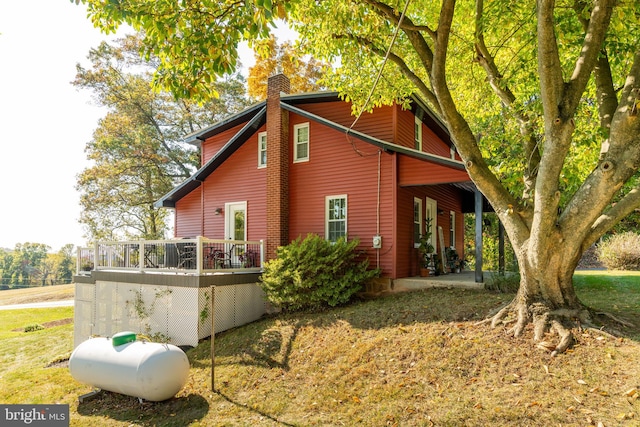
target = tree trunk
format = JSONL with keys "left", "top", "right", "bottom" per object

{"left": 489, "top": 245, "right": 593, "bottom": 356}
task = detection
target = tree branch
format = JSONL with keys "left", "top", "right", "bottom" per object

{"left": 537, "top": 0, "right": 564, "bottom": 121}
{"left": 585, "top": 187, "right": 640, "bottom": 248}
{"left": 431, "top": 0, "right": 530, "bottom": 247}
{"left": 563, "top": 0, "right": 615, "bottom": 118}
{"left": 362, "top": 0, "right": 435, "bottom": 82}
{"left": 573, "top": 1, "right": 618, "bottom": 134}
{"left": 474, "top": 0, "right": 541, "bottom": 201}
{"left": 333, "top": 33, "right": 440, "bottom": 114}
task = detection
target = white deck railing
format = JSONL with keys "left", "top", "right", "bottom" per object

{"left": 77, "top": 237, "right": 264, "bottom": 275}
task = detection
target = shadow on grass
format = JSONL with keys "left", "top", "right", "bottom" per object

{"left": 214, "top": 388, "right": 298, "bottom": 427}
{"left": 198, "top": 281, "right": 640, "bottom": 372}
{"left": 76, "top": 391, "right": 208, "bottom": 426}
{"left": 190, "top": 288, "right": 509, "bottom": 370}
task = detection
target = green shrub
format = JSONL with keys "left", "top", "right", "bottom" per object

{"left": 597, "top": 232, "right": 640, "bottom": 270}
{"left": 260, "top": 234, "right": 380, "bottom": 312}
{"left": 484, "top": 272, "right": 520, "bottom": 293}
{"left": 23, "top": 324, "right": 45, "bottom": 333}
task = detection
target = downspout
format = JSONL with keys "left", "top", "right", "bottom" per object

{"left": 377, "top": 150, "right": 381, "bottom": 269}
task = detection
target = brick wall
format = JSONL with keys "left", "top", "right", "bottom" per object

{"left": 266, "top": 74, "right": 291, "bottom": 259}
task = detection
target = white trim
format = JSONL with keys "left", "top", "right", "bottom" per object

{"left": 449, "top": 210, "right": 456, "bottom": 248}
{"left": 413, "top": 197, "right": 422, "bottom": 248}
{"left": 294, "top": 122, "right": 310, "bottom": 162}
{"left": 224, "top": 201, "right": 247, "bottom": 241}
{"left": 426, "top": 197, "right": 437, "bottom": 249}
{"left": 414, "top": 116, "right": 423, "bottom": 151}
{"left": 258, "top": 131, "right": 267, "bottom": 168}
{"left": 325, "top": 194, "right": 347, "bottom": 242}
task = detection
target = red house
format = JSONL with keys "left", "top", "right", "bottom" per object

{"left": 156, "top": 74, "right": 478, "bottom": 280}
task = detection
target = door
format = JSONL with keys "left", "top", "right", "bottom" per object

{"left": 225, "top": 202, "right": 247, "bottom": 266}
{"left": 426, "top": 197, "right": 437, "bottom": 250}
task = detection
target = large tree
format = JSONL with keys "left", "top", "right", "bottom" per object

{"left": 247, "top": 35, "right": 327, "bottom": 100}
{"left": 74, "top": 35, "right": 251, "bottom": 241}
{"left": 77, "top": 0, "right": 640, "bottom": 353}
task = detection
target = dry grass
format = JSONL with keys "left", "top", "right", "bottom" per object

{"left": 78, "top": 283, "right": 640, "bottom": 426}
{"left": 0, "top": 283, "right": 74, "bottom": 305}
{"left": 3, "top": 275, "right": 640, "bottom": 426}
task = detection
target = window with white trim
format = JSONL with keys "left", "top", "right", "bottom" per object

{"left": 449, "top": 210, "right": 456, "bottom": 247}
{"left": 326, "top": 195, "right": 347, "bottom": 242}
{"left": 294, "top": 123, "right": 309, "bottom": 162}
{"left": 414, "top": 116, "right": 423, "bottom": 150}
{"left": 413, "top": 197, "right": 422, "bottom": 248}
{"left": 258, "top": 131, "right": 267, "bottom": 168}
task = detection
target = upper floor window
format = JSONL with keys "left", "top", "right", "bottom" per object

{"left": 414, "top": 116, "right": 423, "bottom": 150}
{"left": 258, "top": 131, "right": 267, "bottom": 168}
{"left": 413, "top": 197, "right": 422, "bottom": 248}
{"left": 294, "top": 123, "right": 309, "bottom": 162}
{"left": 326, "top": 195, "right": 347, "bottom": 242}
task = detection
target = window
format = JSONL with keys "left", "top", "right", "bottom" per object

{"left": 414, "top": 116, "right": 423, "bottom": 150}
{"left": 326, "top": 195, "right": 347, "bottom": 242}
{"left": 449, "top": 211, "right": 456, "bottom": 247}
{"left": 294, "top": 123, "right": 309, "bottom": 162}
{"left": 258, "top": 132, "right": 267, "bottom": 168}
{"left": 413, "top": 197, "right": 422, "bottom": 248}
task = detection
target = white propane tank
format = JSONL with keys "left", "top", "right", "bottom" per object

{"left": 69, "top": 332, "right": 190, "bottom": 402}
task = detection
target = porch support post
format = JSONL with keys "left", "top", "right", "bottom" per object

{"left": 498, "top": 220, "right": 505, "bottom": 274}
{"left": 474, "top": 189, "right": 484, "bottom": 283}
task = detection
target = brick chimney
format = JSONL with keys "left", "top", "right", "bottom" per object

{"left": 266, "top": 74, "right": 290, "bottom": 260}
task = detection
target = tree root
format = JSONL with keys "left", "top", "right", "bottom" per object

{"left": 483, "top": 300, "right": 602, "bottom": 356}
{"left": 594, "top": 311, "right": 635, "bottom": 328}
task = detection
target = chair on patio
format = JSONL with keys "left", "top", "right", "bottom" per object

{"left": 176, "top": 242, "right": 197, "bottom": 269}
{"left": 207, "top": 244, "right": 236, "bottom": 269}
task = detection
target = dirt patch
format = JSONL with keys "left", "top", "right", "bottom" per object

{"left": 12, "top": 318, "right": 74, "bottom": 332}
{"left": 46, "top": 358, "right": 70, "bottom": 368}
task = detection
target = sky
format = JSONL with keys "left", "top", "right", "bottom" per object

{"left": 0, "top": 1, "right": 263, "bottom": 252}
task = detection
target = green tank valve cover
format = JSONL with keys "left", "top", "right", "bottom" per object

{"left": 112, "top": 331, "right": 137, "bottom": 347}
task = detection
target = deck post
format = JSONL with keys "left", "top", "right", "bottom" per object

{"left": 474, "top": 189, "right": 484, "bottom": 283}
{"left": 210, "top": 285, "right": 216, "bottom": 391}
{"left": 197, "top": 236, "right": 204, "bottom": 274}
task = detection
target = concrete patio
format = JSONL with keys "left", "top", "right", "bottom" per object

{"left": 393, "top": 270, "right": 488, "bottom": 292}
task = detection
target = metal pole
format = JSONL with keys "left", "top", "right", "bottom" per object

{"left": 210, "top": 286, "right": 216, "bottom": 391}
{"left": 498, "top": 220, "right": 505, "bottom": 274}
{"left": 474, "top": 189, "right": 484, "bottom": 283}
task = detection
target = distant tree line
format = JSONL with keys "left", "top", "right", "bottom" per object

{"left": 0, "top": 243, "right": 75, "bottom": 289}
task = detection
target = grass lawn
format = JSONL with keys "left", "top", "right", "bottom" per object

{"left": 1, "top": 272, "right": 639, "bottom": 426}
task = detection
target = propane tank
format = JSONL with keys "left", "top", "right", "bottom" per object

{"left": 69, "top": 332, "right": 189, "bottom": 402}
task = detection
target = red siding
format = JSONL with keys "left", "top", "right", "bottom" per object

{"left": 298, "top": 101, "right": 395, "bottom": 143}
{"left": 398, "top": 156, "right": 470, "bottom": 186}
{"left": 395, "top": 106, "right": 454, "bottom": 157}
{"left": 175, "top": 188, "right": 202, "bottom": 237}
{"left": 288, "top": 113, "right": 396, "bottom": 275}
{"left": 174, "top": 90, "right": 471, "bottom": 279}
{"left": 202, "top": 133, "right": 267, "bottom": 240}
{"left": 201, "top": 123, "right": 247, "bottom": 165}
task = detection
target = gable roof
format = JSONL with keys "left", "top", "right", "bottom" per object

{"left": 156, "top": 92, "right": 464, "bottom": 208}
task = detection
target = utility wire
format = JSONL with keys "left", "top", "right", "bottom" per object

{"left": 347, "top": 0, "right": 412, "bottom": 133}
